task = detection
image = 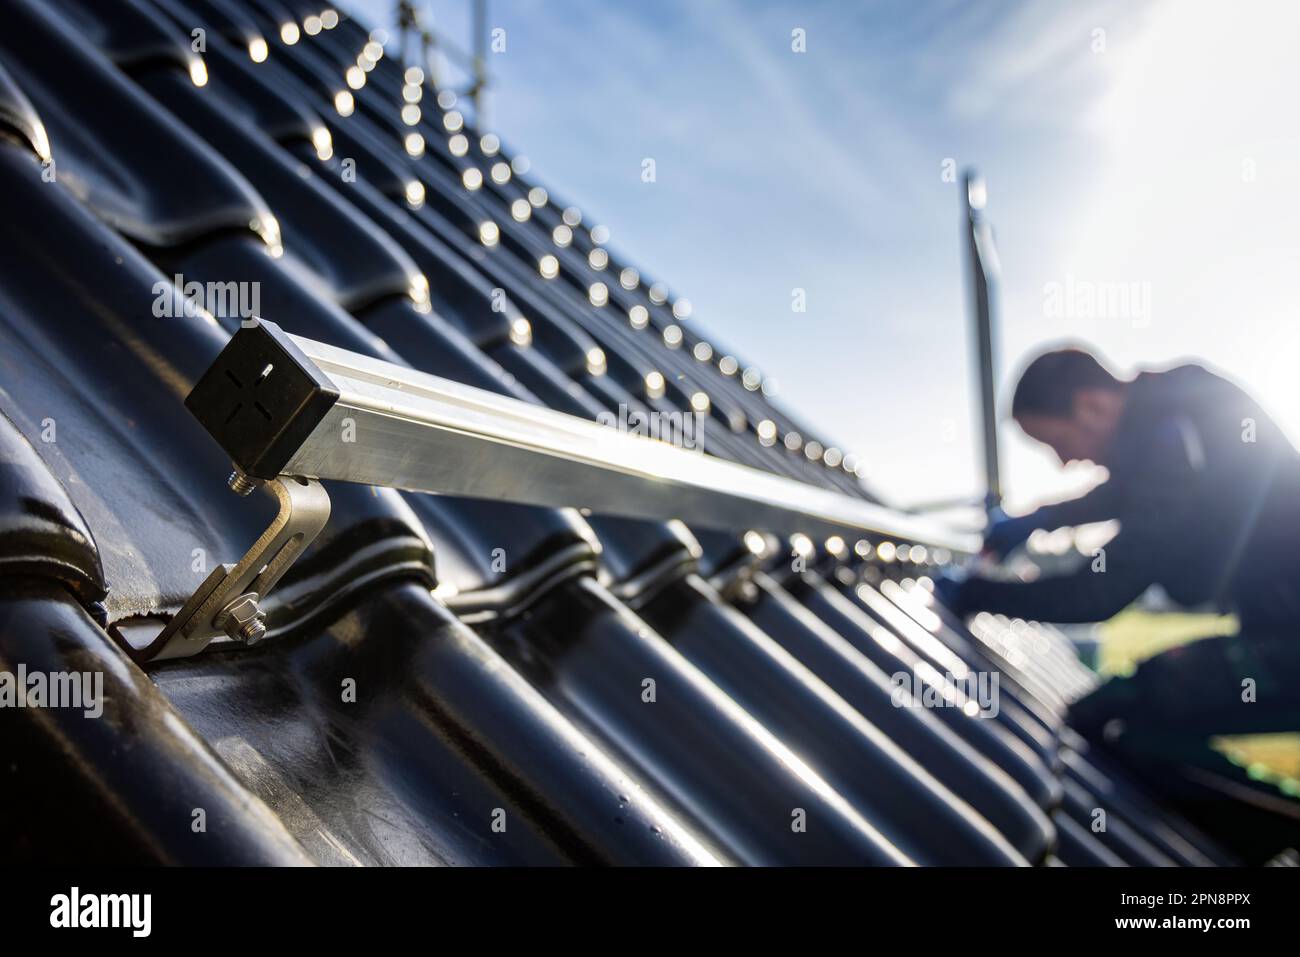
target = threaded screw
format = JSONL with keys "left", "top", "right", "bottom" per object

{"left": 237, "top": 618, "right": 267, "bottom": 645}
{"left": 228, "top": 470, "right": 261, "bottom": 496}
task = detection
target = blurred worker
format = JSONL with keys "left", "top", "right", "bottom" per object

{"left": 936, "top": 346, "right": 1300, "bottom": 855}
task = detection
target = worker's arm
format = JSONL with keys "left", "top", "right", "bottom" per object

{"left": 983, "top": 480, "right": 1119, "bottom": 557}
{"left": 951, "top": 419, "right": 1203, "bottom": 622}
{"left": 1026, "top": 480, "right": 1121, "bottom": 530}
{"left": 951, "top": 527, "right": 1153, "bottom": 622}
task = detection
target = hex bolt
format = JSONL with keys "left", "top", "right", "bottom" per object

{"left": 219, "top": 594, "right": 267, "bottom": 645}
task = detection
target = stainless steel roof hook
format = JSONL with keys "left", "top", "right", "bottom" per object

{"left": 138, "top": 472, "right": 331, "bottom": 662}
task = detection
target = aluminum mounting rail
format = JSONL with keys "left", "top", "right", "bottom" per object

{"left": 188, "top": 320, "right": 978, "bottom": 553}
{"left": 145, "top": 319, "right": 975, "bottom": 662}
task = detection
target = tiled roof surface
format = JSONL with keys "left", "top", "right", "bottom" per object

{"left": 0, "top": 0, "right": 1234, "bottom": 865}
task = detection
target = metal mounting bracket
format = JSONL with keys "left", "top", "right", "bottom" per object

{"left": 141, "top": 318, "right": 976, "bottom": 665}
{"left": 136, "top": 472, "right": 331, "bottom": 663}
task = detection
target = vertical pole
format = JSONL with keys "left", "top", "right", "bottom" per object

{"left": 962, "top": 170, "right": 1002, "bottom": 516}
{"left": 398, "top": 2, "right": 415, "bottom": 77}
{"left": 472, "top": 0, "right": 487, "bottom": 122}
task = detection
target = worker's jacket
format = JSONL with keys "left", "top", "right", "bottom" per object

{"left": 960, "top": 365, "right": 1300, "bottom": 629}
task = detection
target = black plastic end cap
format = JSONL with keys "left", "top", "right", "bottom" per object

{"left": 185, "top": 319, "right": 339, "bottom": 480}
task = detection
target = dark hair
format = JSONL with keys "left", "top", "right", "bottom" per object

{"left": 1011, "top": 347, "right": 1121, "bottom": 418}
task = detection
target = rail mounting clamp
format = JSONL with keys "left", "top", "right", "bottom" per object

{"left": 137, "top": 475, "right": 330, "bottom": 662}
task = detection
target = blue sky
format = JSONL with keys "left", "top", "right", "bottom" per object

{"left": 341, "top": 0, "right": 1300, "bottom": 519}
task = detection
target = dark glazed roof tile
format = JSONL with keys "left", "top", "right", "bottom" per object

{"left": 0, "top": 61, "right": 50, "bottom": 161}
{"left": 46, "top": 0, "right": 199, "bottom": 75}
{"left": 0, "top": 0, "right": 272, "bottom": 248}
{"left": 0, "top": 581, "right": 312, "bottom": 865}
{"left": 0, "top": 409, "right": 105, "bottom": 604}
{"left": 140, "top": 67, "right": 424, "bottom": 311}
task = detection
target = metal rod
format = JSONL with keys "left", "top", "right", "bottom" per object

{"left": 471, "top": 0, "right": 487, "bottom": 119}
{"left": 962, "top": 169, "right": 1002, "bottom": 515}
{"left": 186, "top": 321, "right": 979, "bottom": 554}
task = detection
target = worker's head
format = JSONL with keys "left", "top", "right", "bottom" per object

{"left": 1011, "top": 347, "right": 1127, "bottom": 466}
